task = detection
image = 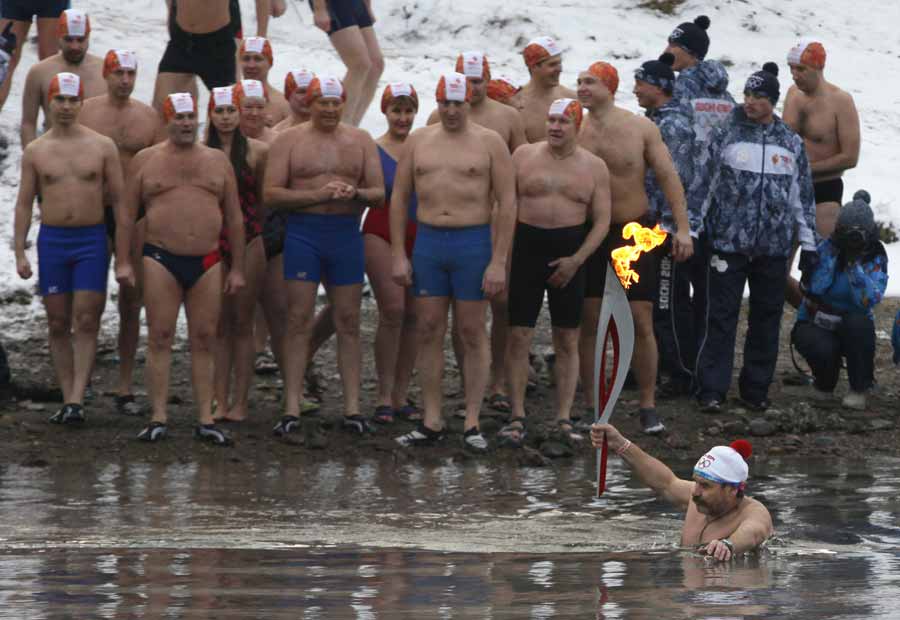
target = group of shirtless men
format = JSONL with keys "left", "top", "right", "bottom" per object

{"left": 11, "top": 7, "right": 859, "bottom": 453}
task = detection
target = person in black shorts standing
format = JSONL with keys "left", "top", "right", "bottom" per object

{"left": 0, "top": 0, "right": 67, "bottom": 114}
{"left": 153, "top": 0, "right": 244, "bottom": 114}
{"left": 309, "top": 0, "right": 383, "bottom": 126}
{"left": 498, "top": 99, "right": 611, "bottom": 449}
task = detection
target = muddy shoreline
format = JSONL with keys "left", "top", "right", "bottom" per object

{"left": 1, "top": 297, "right": 898, "bottom": 469}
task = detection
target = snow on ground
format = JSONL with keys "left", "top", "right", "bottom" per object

{"left": 1, "top": 0, "right": 900, "bottom": 339}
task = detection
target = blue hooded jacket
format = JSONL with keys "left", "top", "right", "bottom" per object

{"left": 697, "top": 106, "right": 817, "bottom": 257}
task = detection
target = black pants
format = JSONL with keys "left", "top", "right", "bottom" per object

{"left": 655, "top": 237, "right": 707, "bottom": 387}
{"left": 696, "top": 252, "right": 788, "bottom": 404}
{"left": 792, "top": 314, "right": 875, "bottom": 392}
{"left": 0, "top": 341, "right": 10, "bottom": 387}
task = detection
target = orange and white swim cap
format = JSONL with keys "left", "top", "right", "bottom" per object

{"left": 209, "top": 85, "right": 237, "bottom": 112}
{"left": 284, "top": 69, "right": 315, "bottom": 99}
{"left": 588, "top": 61, "right": 619, "bottom": 96}
{"left": 235, "top": 79, "right": 268, "bottom": 106}
{"left": 102, "top": 50, "right": 137, "bottom": 78}
{"left": 787, "top": 37, "right": 826, "bottom": 70}
{"left": 381, "top": 82, "right": 418, "bottom": 113}
{"left": 523, "top": 36, "right": 562, "bottom": 68}
{"left": 548, "top": 98, "right": 582, "bottom": 129}
{"left": 240, "top": 36, "right": 274, "bottom": 65}
{"left": 304, "top": 76, "right": 346, "bottom": 105}
{"left": 163, "top": 92, "right": 197, "bottom": 122}
{"left": 487, "top": 76, "right": 520, "bottom": 103}
{"left": 455, "top": 51, "right": 491, "bottom": 80}
{"left": 435, "top": 72, "right": 471, "bottom": 103}
{"left": 57, "top": 8, "right": 90, "bottom": 38}
{"left": 48, "top": 72, "right": 83, "bottom": 100}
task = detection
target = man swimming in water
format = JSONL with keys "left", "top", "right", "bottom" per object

{"left": 591, "top": 423, "right": 774, "bottom": 561}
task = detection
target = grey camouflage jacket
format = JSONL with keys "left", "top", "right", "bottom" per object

{"left": 698, "top": 107, "right": 817, "bottom": 257}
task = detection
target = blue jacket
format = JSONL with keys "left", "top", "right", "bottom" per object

{"left": 698, "top": 107, "right": 817, "bottom": 257}
{"left": 644, "top": 98, "right": 698, "bottom": 235}
{"left": 892, "top": 310, "right": 900, "bottom": 365}
{"left": 797, "top": 239, "right": 888, "bottom": 322}
{"left": 674, "top": 60, "right": 737, "bottom": 146}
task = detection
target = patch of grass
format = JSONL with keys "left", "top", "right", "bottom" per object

{"left": 636, "top": 0, "right": 687, "bottom": 15}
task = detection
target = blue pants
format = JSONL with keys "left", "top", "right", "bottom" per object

{"left": 37, "top": 224, "right": 110, "bottom": 296}
{"left": 655, "top": 238, "right": 707, "bottom": 388}
{"left": 695, "top": 252, "right": 788, "bottom": 404}
{"left": 792, "top": 314, "right": 875, "bottom": 393}
{"left": 412, "top": 224, "right": 491, "bottom": 301}
{"left": 284, "top": 213, "right": 364, "bottom": 286}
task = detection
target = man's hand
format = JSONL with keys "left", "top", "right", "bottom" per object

{"left": 671, "top": 229, "right": 694, "bottom": 263}
{"left": 333, "top": 183, "right": 358, "bottom": 201}
{"left": 700, "top": 539, "right": 734, "bottom": 562}
{"left": 224, "top": 269, "right": 246, "bottom": 295}
{"left": 798, "top": 249, "right": 819, "bottom": 290}
{"left": 15, "top": 255, "right": 31, "bottom": 280}
{"left": 313, "top": 8, "right": 331, "bottom": 33}
{"left": 547, "top": 255, "right": 581, "bottom": 288}
{"left": 392, "top": 254, "right": 412, "bottom": 287}
{"left": 115, "top": 262, "right": 136, "bottom": 289}
{"left": 482, "top": 260, "right": 506, "bottom": 298}
{"left": 590, "top": 423, "right": 629, "bottom": 453}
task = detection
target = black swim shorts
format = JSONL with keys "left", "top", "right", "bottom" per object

{"left": 2, "top": 0, "right": 69, "bottom": 21}
{"left": 584, "top": 221, "right": 662, "bottom": 303}
{"left": 158, "top": 6, "right": 236, "bottom": 91}
{"left": 309, "top": 0, "right": 374, "bottom": 35}
{"left": 508, "top": 222, "right": 586, "bottom": 329}
{"left": 813, "top": 178, "right": 844, "bottom": 205}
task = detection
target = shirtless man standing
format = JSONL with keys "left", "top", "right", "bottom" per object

{"left": 14, "top": 73, "right": 124, "bottom": 425}
{"left": 273, "top": 69, "right": 315, "bottom": 132}
{"left": 21, "top": 9, "right": 105, "bottom": 147}
{"left": 592, "top": 424, "right": 774, "bottom": 561}
{"left": 238, "top": 36, "right": 290, "bottom": 127}
{"left": 264, "top": 76, "right": 384, "bottom": 436}
{"left": 427, "top": 52, "right": 526, "bottom": 414}
{"left": 116, "top": 93, "right": 246, "bottom": 444}
{"left": 576, "top": 61, "right": 693, "bottom": 435}
{"left": 80, "top": 50, "right": 164, "bottom": 416}
{"left": 510, "top": 37, "right": 577, "bottom": 143}
{"left": 783, "top": 38, "right": 861, "bottom": 306}
{"left": 499, "top": 99, "right": 611, "bottom": 449}
{"left": 391, "top": 73, "right": 516, "bottom": 452}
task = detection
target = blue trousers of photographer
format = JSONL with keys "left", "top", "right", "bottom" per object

{"left": 791, "top": 313, "right": 875, "bottom": 392}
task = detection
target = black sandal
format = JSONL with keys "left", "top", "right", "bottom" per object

{"left": 497, "top": 417, "right": 527, "bottom": 448}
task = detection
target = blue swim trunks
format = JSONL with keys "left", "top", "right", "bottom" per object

{"left": 412, "top": 223, "right": 492, "bottom": 301}
{"left": 37, "top": 224, "right": 110, "bottom": 296}
{"left": 284, "top": 213, "right": 364, "bottom": 286}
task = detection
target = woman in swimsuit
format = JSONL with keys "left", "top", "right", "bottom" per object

{"left": 359, "top": 83, "right": 420, "bottom": 423}
{"left": 206, "top": 83, "right": 269, "bottom": 422}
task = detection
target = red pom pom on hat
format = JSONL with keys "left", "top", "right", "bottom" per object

{"left": 730, "top": 439, "right": 753, "bottom": 460}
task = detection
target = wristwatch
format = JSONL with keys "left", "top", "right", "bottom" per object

{"left": 720, "top": 538, "right": 735, "bottom": 555}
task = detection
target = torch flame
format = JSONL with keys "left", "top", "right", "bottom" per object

{"left": 609, "top": 223, "right": 667, "bottom": 289}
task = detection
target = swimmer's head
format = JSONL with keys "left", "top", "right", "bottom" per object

{"left": 788, "top": 38, "right": 826, "bottom": 93}
{"left": 436, "top": 73, "right": 471, "bottom": 130}
{"left": 240, "top": 37, "right": 274, "bottom": 80}
{"left": 691, "top": 440, "right": 751, "bottom": 513}
{"left": 285, "top": 69, "right": 315, "bottom": 117}
{"left": 58, "top": 9, "right": 90, "bottom": 63}
{"left": 163, "top": 93, "right": 199, "bottom": 144}
{"left": 523, "top": 36, "right": 563, "bottom": 85}
{"left": 208, "top": 86, "right": 240, "bottom": 135}
{"left": 235, "top": 79, "right": 268, "bottom": 130}
{"left": 455, "top": 52, "right": 491, "bottom": 102}
{"left": 486, "top": 76, "right": 520, "bottom": 105}
{"left": 381, "top": 82, "right": 418, "bottom": 139}
{"left": 305, "top": 76, "right": 346, "bottom": 129}
{"left": 633, "top": 53, "right": 676, "bottom": 109}
{"left": 577, "top": 62, "right": 618, "bottom": 109}
{"left": 102, "top": 50, "right": 138, "bottom": 99}
{"left": 664, "top": 15, "right": 710, "bottom": 67}
{"left": 743, "top": 62, "right": 780, "bottom": 122}
{"left": 546, "top": 98, "right": 582, "bottom": 145}
{"left": 48, "top": 72, "right": 83, "bottom": 123}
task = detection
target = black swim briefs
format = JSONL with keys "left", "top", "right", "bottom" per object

{"left": 158, "top": 0, "right": 237, "bottom": 90}
{"left": 508, "top": 222, "right": 586, "bottom": 329}
{"left": 584, "top": 221, "right": 662, "bottom": 302}
{"left": 1, "top": 0, "right": 69, "bottom": 21}
{"left": 308, "top": 0, "right": 374, "bottom": 35}
{"left": 813, "top": 178, "right": 844, "bottom": 204}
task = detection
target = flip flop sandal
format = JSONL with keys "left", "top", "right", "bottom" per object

{"left": 497, "top": 417, "right": 527, "bottom": 448}
{"left": 373, "top": 405, "right": 395, "bottom": 424}
{"left": 487, "top": 393, "right": 512, "bottom": 413}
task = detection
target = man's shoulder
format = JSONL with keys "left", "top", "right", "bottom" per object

{"left": 26, "top": 54, "right": 63, "bottom": 80}
{"left": 339, "top": 123, "right": 377, "bottom": 145}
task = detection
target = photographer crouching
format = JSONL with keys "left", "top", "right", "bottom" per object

{"left": 793, "top": 190, "right": 888, "bottom": 410}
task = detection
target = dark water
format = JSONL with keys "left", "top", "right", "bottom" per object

{"left": 1, "top": 455, "right": 899, "bottom": 618}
